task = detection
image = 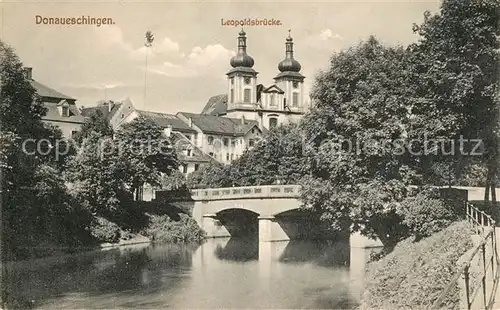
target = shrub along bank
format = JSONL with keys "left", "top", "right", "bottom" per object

{"left": 359, "top": 221, "right": 473, "bottom": 309}
{"left": 89, "top": 212, "right": 205, "bottom": 246}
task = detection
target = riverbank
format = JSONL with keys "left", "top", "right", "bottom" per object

{"left": 2, "top": 211, "right": 205, "bottom": 263}
{"left": 359, "top": 221, "right": 474, "bottom": 309}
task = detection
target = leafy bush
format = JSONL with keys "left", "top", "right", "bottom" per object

{"left": 397, "top": 191, "right": 459, "bottom": 240}
{"left": 143, "top": 214, "right": 205, "bottom": 243}
{"left": 89, "top": 217, "right": 121, "bottom": 243}
{"left": 359, "top": 221, "right": 473, "bottom": 309}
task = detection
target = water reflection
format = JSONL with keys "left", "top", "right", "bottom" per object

{"left": 2, "top": 238, "right": 372, "bottom": 309}
{"left": 214, "top": 237, "right": 258, "bottom": 262}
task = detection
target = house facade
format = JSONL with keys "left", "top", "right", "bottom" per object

{"left": 24, "top": 67, "right": 86, "bottom": 138}
{"left": 107, "top": 98, "right": 212, "bottom": 176}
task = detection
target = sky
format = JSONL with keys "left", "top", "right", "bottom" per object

{"left": 1, "top": 0, "right": 440, "bottom": 114}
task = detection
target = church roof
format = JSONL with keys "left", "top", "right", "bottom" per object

{"left": 137, "top": 110, "right": 197, "bottom": 133}
{"left": 262, "top": 84, "right": 285, "bottom": 94}
{"left": 201, "top": 94, "right": 228, "bottom": 116}
{"left": 178, "top": 112, "right": 261, "bottom": 136}
{"left": 226, "top": 67, "right": 258, "bottom": 75}
{"left": 274, "top": 71, "right": 305, "bottom": 80}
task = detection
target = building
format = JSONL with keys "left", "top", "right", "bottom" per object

{"left": 176, "top": 112, "right": 265, "bottom": 164}
{"left": 201, "top": 30, "right": 307, "bottom": 129}
{"left": 80, "top": 100, "right": 122, "bottom": 121}
{"left": 107, "top": 98, "right": 212, "bottom": 175}
{"left": 86, "top": 30, "right": 308, "bottom": 170}
{"left": 24, "top": 67, "right": 86, "bottom": 138}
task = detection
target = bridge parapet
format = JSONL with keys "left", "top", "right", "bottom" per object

{"left": 159, "top": 185, "right": 301, "bottom": 202}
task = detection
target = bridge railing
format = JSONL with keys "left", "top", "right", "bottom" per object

{"left": 191, "top": 185, "right": 301, "bottom": 201}
{"left": 431, "top": 203, "right": 500, "bottom": 310}
{"left": 158, "top": 185, "right": 301, "bottom": 201}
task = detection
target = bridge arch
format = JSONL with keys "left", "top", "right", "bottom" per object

{"left": 215, "top": 206, "right": 263, "bottom": 217}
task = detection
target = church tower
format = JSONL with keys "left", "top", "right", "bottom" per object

{"left": 274, "top": 31, "right": 305, "bottom": 117}
{"left": 226, "top": 29, "right": 259, "bottom": 121}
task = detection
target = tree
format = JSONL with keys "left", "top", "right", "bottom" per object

{"left": 66, "top": 131, "right": 130, "bottom": 217}
{"left": 186, "top": 124, "right": 310, "bottom": 188}
{"left": 186, "top": 161, "right": 230, "bottom": 189}
{"left": 229, "top": 124, "right": 310, "bottom": 186}
{"left": 408, "top": 0, "right": 500, "bottom": 206}
{"left": 0, "top": 41, "right": 46, "bottom": 138}
{"left": 74, "top": 109, "right": 113, "bottom": 145}
{"left": 160, "top": 169, "right": 186, "bottom": 190}
{"left": 0, "top": 40, "right": 46, "bottom": 193}
{"left": 0, "top": 40, "right": 91, "bottom": 260}
{"left": 114, "top": 116, "right": 179, "bottom": 199}
{"left": 300, "top": 37, "right": 415, "bottom": 248}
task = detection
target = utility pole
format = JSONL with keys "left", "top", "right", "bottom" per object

{"left": 143, "top": 30, "right": 154, "bottom": 106}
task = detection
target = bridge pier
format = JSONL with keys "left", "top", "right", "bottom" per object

{"left": 258, "top": 215, "right": 291, "bottom": 242}
{"left": 202, "top": 214, "right": 231, "bottom": 238}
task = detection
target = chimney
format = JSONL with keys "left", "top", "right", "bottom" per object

{"left": 241, "top": 115, "right": 245, "bottom": 124}
{"left": 164, "top": 125, "right": 172, "bottom": 137}
{"left": 188, "top": 117, "right": 193, "bottom": 127}
{"left": 108, "top": 102, "right": 115, "bottom": 112}
{"left": 23, "top": 67, "right": 33, "bottom": 80}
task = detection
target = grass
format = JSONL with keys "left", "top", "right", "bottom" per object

{"left": 359, "top": 221, "right": 474, "bottom": 309}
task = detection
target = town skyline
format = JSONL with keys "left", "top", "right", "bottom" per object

{"left": 2, "top": 1, "right": 439, "bottom": 114}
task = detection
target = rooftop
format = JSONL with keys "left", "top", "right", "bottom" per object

{"left": 30, "top": 80, "right": 75, "bottom": 101}
{"left": 137, "top": 110, "right": 197, "bottom": 133}
{"left": 178, "top": 112, "right": 261, "bottom": 136}
{"left": 42, "top": 100, "right": 86, "bottom": 124}
{"left": 201, "top": 94, "right": 228, "bottom": 116}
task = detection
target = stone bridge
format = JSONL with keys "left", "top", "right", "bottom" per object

{"left": 155, "top": 184, "right": 382, "bottom": 247}
{"left": 153, "top": 184, "right": 498, "bottom": 246}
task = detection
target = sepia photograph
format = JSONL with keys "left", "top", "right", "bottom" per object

{"left": 1, "top": 0, "right": 499, "bottom": 309}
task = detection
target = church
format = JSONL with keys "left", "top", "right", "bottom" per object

{"left": 201, "top": 29, "right": 307, "bottom": 129}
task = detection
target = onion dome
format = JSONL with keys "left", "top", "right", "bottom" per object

{"left": 230, "top": 29, "right": 255, "bottom": 68}
{"left": 278, "top": 30, "right": 301, "bottom": 72}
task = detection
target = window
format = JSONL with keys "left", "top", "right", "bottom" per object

{"left": 231, "top": 139, "right": 236, "bottom": 147}
{"left": 293, "top": 81, "right": 299, "bottom": 89}
{"left": 251, "top": 128, "right": 255, "bottom": 134}
{"left": 182, "top": 164, "right": 188, "bottom": 174}
{"left": 209, "top": 152, "right": 214, "bottom": 157}
{"left": 249, "top": 139, "right": 255, "bottom": 147}
{"left": 208, "top": 136, "right": 214, "bottom": 145}
{"left": 62, "top": 106, "right": 69, "bottom": 117}
{"left": 195, "top": 164, "right": 200, "bottom": 171}
{"left": 231, "top": 78, "right": 234, "bottom": 85}
{"left": 292, "top": 92, "right": 299, "bottom": 107}
{"left": 270, "top": 93, "right": 277, "bottom": 106}
{"left": 186, "top": 149, "right": 192, "bottom": 157}
{"left": 230, "top": 89, "right": 234, "bottom": 103}
{"left": 223, "top": 138, "right": 229, "bottom": 146}
{"left": 244, "top": 77, "right": 251, "bottom": 85}
{"left": 269, "top": 117, "right": 278, "bottom": 128}
{"left": 231, "top": 153, "right": 234, "bottom": 160}
{"left": 121, "top": 113, "right": 124, "bottom": 119}
{"left": 226, "top": 153, "right": 230, "bottom": 161}
{"left": 244, "top": 89, "right": 251, "bottom": 103}
{"left": 71, "top": 130, "right": 78, "bottom": 138}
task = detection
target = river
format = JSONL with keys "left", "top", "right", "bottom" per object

{"left": 2, "top": 238, "right": 374, "bottom": 309}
